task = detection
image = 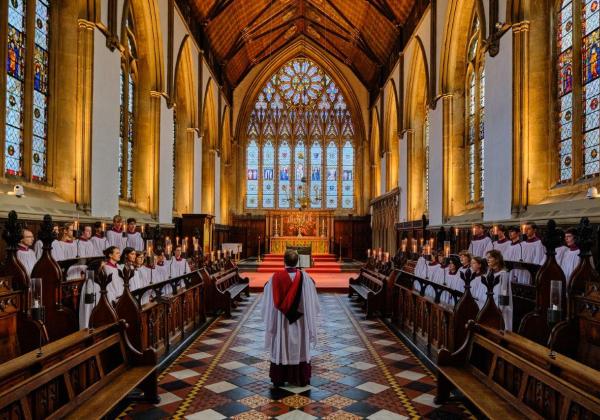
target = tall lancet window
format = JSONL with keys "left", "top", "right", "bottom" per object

{"left": 465, "top": 14, "right": 485, "bottom": 202}
{"left": 557, "top": 0, "right": 600, "bottom": 182}
{"left": 4, "top": 0, "right": 50, "bottom": 181}
{"left": 119, "top": 10, "right": 137, "bottom": 201}
{"left": 244, "top": 58, "right": 356, "bottom": 210}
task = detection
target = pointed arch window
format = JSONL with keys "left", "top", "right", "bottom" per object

{"left": 465, "top": 15, "right": 485, "bottom": 203}
{"left": 557, "top": 0, "right": 600, "bottom": 183}
{"left": 3, "top": 0, "right": 51, "bottom": 181}
{"left": 244, "top": 58, "right": 356, "bottom": 210}
{"left": 119, "top": 10, "right": 137, "bottom": 201}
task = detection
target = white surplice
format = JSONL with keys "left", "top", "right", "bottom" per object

{"left": 59, "top": 241, "right": 78, "bottom": 261}
{"left": 90, "top": 235, "right": 108, "bottom": 256}
{"left": 126, "top": 231, "right": 145, "bottom": 252}
{"left": 262, "top": 270, "right": 320, "bottom": 366}
{"left": 17, "top": 247, "right": 37, "bottom": 277}
{"left": 78, "top": 277, "right": 100, "bottom": 330}
{"left": 76, "top": 239, "right": 96, "bottom": 258}
{"left": 504, "top": 241, "right": 532, "bottom": 285}
{"left": 105, "top": 230, "right": 127, "bottom": 249}
{"left": 104, "top": 263, "right": 124, "bottom": 304}
{"left": 468, "top": 236, "right": 493, "bottom": 257}
{"left": 492, "top": 239, "right": 512, "bottom": 258}
{"left": 137, "top": 266, "right": 158, "bottom": 304}
{"left": 557, "top": 246, "right": 581, "bottom": 287}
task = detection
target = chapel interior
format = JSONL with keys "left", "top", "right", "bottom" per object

{"left": 0, "top": 0, "right": 599, "bottom": 418}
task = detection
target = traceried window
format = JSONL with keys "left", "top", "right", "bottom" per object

{"left": 557, "top": 0, "right": 600, "bottom": 183}
{"left": 465, "top": 14, "right": 485, "bottom": 203}
{"left": 118, "top": 10, "right": 137, "bottom": 200}
{"left": 244, "top": 58, "right": 356, "bottom": 210}
{"left": 4, "top": 0, "right": 51, "bottom": 181}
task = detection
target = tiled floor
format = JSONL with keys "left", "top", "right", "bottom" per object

{"left": 120, "top": 294, "right": 472, "bottom": 419}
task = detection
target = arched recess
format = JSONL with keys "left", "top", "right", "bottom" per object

{"left": 370, "top": 109, "right": 382, "bottom": 198}
{"left": 234, "top": 40, "right": 367, "bottom": 214}
{"left": 123, "top": 0, "right": 165, "bottom": 215}
{"left": 384, "top": 81, "right": 400, "bottom": 191}
{"left": 220, "top": 106, "right": 232, "bottom": 224}
{"left": 438, "top": 0, "right": 484, "bottom": 219}
{"left": 173, "top": 36, "right": 197, "bottom": 215}
{"left": 405, "top": 37, "right": 429, "bottom": 222}
{"left": 201, "top": 80, "right": 218, "bottom": 215}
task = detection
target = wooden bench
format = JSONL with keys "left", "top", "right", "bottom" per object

{"left": 348, "top": 268, "right": 386, "bottom": 318}
{"left": 214, "top": 268, "right": 250, "bottom": 317}
{"left": 436, "top": 321, "right": 600, "bottom": 419}
{"left": 0, "top": 320, "right": 158, "bottom": 419}
{"left": 392, "top": 269, "right": 478, "bottom": 359}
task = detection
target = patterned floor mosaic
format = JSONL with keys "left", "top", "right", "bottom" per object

{"left": 120, "top": 294, "right": 473, "bottom": 419}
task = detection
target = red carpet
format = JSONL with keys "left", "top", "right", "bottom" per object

{"left": 257, "top": 253, "right": 342, "bottom": 273}
{"left": 242, "top": 271, "right": 357, "bottom": 291}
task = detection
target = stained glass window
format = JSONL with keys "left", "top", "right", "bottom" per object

{"left": 5, "top": 0, "right": 27, "bottom": 177}
{"left": 582, "top": 0, "right": 600, "bottom": 176}
{"left": 557, "top": 0, "right": 600, "bottom": 182}
{"left": 559, "top": 0, "right": 574, "bottom": 181}
{"left": 118, "top": 13, "right": 136, "bottom": 200}
{"left": 465, "top": 13, "right": 485, "bottom": 203}
{"left": 3, "top": 0, "right": 51, "bottom": 181}
{"left": 262, "top": 140, "right": 274, "bottom": 208}
{"left": 341, "top": 140, "right": 354, "bottom": 209}
{"left": 278, "top": 141, "right": 291, "bottom": 208}
{"left": 245, "top": 58, "right": 356, "bottom": 210}
{"left": 246, "top": 139, "right": 259, "bottom": 208}
{"left": 326, "top": 141, "right": 338, "bottom": 208}
{"left": 310, "top": 141, "right": 322, "bottom": 208}
{"left": 294, "top": 140, "right": 306, "bottom": 208}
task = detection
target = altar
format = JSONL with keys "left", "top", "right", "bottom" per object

{"left": 270, "top": 236, "right": 329, "bottom": 255}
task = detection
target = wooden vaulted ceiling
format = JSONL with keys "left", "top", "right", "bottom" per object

{"left": 190, "top": 0, "right": 416, "bottom": 92}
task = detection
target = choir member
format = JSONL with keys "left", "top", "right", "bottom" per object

{"left": 136, "top": 252, "right": 158, "bottom": 305}
{"left": 17, "top": 229, "right": 37, "bottom": 277}
{"left": 106, "top": 215, "right": 127, "bottom": 249}
{"left": 90, "top": 222, "right": 107, "bottom": 256}
{"left": 522, "top": 222, "right": 546, "bottom": 265}
{"left": 458, "top": 251, "right": 472, "bottom": 276}
{"left": 125, "top": 218, "right": 145, "bottom": 251}
{"left": 425, "top": 251, "right": 445, "bottom": 298}
{"left": 169, "top": 245, "right": 191, "bottom": 277}
{"left": 414, "top": 253, "right": 428, "bottom": 279}
{"left": 486, "top": 250, "right": 514, "bottom": 331}
{"left": 155, "top": 250, "right": 172, "bottom": 295}
{"left": 262, "top": 249, "right": 320, "bottom": 387}
{"left": 557, "top": 228, "right": 580, "bottom": 287}
{"left": 469, "top": 256, "right": 488, "bottom": 309}
{"left": 76, "top": 225, "right": 96, "bottom": 258}
{"left": 468, "top": 224, "right": 493, "bottom": 257}
{"left": 492, "top": 225, "right": 511, "bottom": 257}
{"left": 103, "top": 246, "right": 124, "bottom": 304}
{"left": 35, "top": 224, "right": 60, "bottom": 260}
{"left": 57, "top": 223, "right": 77, "bottom": 260}
{"left": 504, "top": 226, "right": 531, "bottom": 285}
{"left": 120, "top": 247, "right": 143, "bottom": 291}
{"left": 443, "top": 255, "right": 463, "bottom": 305}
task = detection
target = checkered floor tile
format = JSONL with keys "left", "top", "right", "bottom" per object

{"left": 120, "top": 294, "right": 471, "bottom": 419}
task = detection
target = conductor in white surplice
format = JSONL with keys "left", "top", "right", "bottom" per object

{"left": 262, "top": 249, "right": 320, "bottom": 387}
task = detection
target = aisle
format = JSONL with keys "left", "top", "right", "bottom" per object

{"left": 120, "top": 294, "right": 472, "bottom": 419}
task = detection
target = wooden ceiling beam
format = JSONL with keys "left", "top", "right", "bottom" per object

{"left": 304, "top": 4, "right": 354, "bottom": 37}
{"left": 365, "top": 0, "right": 399, "bottom": 26}
{"left": 205, "top": 0, "right": 236, "bottom": 22}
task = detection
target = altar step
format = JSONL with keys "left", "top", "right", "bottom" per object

{"left": 256, "top": 253, "right": 342, "bottom": 273}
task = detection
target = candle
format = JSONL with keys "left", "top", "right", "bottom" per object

{"left": 493, "top": 225, "right": 498, "bottom": 235}
{"left": 101, "top": 222, "right": 106, "bottom": 232}
{"left": 73, "top": 219, "right": 79, "bottom": 232}
{"left": 444, "top": 241, "right": 450, "bottom": 257}
{"left": 217, "top": 250, "right": 221, "bottom": 259}
{"left": 412, "top": 242, "right": 417, "bottom": 254}
{"left": 176, "top": 236, "right": 180, "bottom": 246}
{"left": 141, "top": 224, "right": 145, "bottom": 233}
{"left": 429, "top": 238, "right": 434, "bottom": 250}
{"left": 384, "top": 252, "right": 389, "bottom": 262}
{"left": 401, "top": 239, "right": 407, "bottom": 252}
{"left": 367, "top": 249, "right": 371, "bottom": 257}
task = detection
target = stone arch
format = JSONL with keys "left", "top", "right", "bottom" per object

{"left": 370, "top": 109, "right": 381, "bottom": 198}
{"left": 438, "top": 0, "right": 484, "bottom": 218}
{"left": 220, "top": 106, "right": 232, "bottom": 224}
{"left": 405, "top": 36, "right": 429, "bottom": 221}
{"left": 384, "top": 80, "right": 400, "bottom": 191}
{"left": 173, "top": 36, "right": 197, "bottom": 215}
{"left": 201, "top": 80, "right": 218, "bottom": 215}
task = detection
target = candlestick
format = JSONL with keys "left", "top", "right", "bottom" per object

{"left": 101, "top": 222, "right": 106, "bottom": 232}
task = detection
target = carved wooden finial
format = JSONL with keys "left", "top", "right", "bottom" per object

{"left": 542, "top": 219, "right": 563, "bottom": 256}
{"left": 38, "top": 214, "right": 57, "bottom": 247}
{"left": 2, "top": 210, "right": 23, "bottom": 250}
{"left": 121, "top": 265, "right": 135, "bottom": 290}
{"left": 576, "top": 217, "right": 595, "bottom": 257}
